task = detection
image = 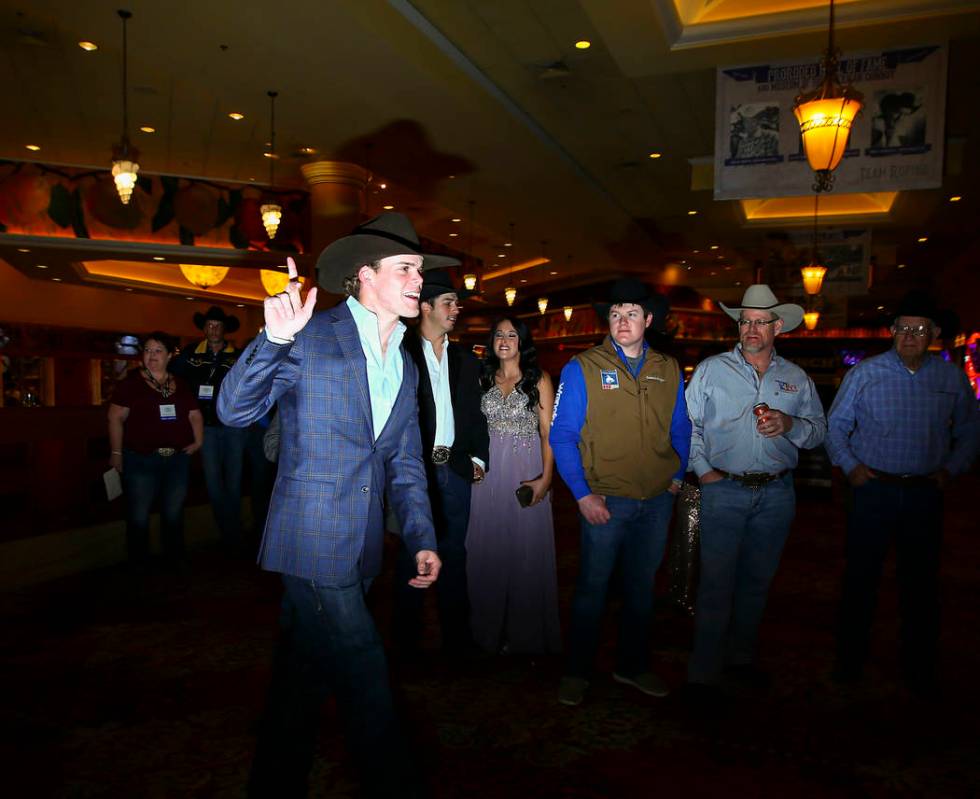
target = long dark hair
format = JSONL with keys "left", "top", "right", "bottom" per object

{"left": 480, "top": 316, "right": 541, "bottom": 411}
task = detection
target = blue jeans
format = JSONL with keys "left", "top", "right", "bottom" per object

{"left": 200, "top": 424, "right": 247, "bottom": 544}
{"left": 566, "top": 492, "right": 674, "bottom": 679}
{"left": 836, "top": 478, "right": 943, "bottom": 685}
{"left": 122, "top": 450, "right": 190, "bottom": 563}
{"left": 249, "top": 575, "right": 410, "bottom": 798}
{"left": 394, "top": 463, "right": 472, "bottom": 651}
{"left": 688, "top": 473, "right": 795, "bottom": 684}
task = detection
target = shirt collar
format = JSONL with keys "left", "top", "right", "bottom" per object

{"left": 734, "top": 342, "right": 778, "bottom": 370}
{"left": 346, "top": 296, "right": 406, "bottom": 354}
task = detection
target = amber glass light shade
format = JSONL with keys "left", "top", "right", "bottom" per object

{"left": 463, "top": 273, "right": 477, "bottom": 291}
{"left": 260, "top": 269, "right": 304, "bottom": 296}
{"left": 803, "top": 311, "right": 820, "bottom": 331}
{"left": 537, "top": 297, "right": 549, "bottom": 315}
{"left": 563, "top": 306, "right": 573, "bottom": 321}
{"left": 180, "top": 264, "right": 230, "bottom": 290}
{"left": 112, "top": 159, "right": 140, "bottom": 204}
{"left": 260, "top": 203, "right": 282, "bottom": 239}
{"left": 504, "top": 286, "right": 517, "bottom": 306}
{"left": 801, "top": 263, "right": 827, "bottom": 295}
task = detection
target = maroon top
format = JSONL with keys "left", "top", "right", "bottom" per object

{"left": 111, "top": 369, "right": 200, "bottom": 454}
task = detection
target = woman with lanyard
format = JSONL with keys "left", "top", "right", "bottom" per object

{"left": 108, "top": 332, "right": 203, "bottom": 568}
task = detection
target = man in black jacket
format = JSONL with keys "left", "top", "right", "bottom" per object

{"left": 394, "top": 269, "right": 489, "bottom": 656}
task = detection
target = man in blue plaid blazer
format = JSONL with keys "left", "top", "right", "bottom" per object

{"left": 219, "top": 213, "right": 460, "bottom": 798}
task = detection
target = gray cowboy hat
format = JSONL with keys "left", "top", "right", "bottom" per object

{"left": 718, "top": 284, "right": 803, "bottom": 333}
{"left": 316, "top": 212, "right": 460, "bottom": 293}
{"left": 193, "top": 305, "right": 240, "bottom": 333}
{"left": 419, "top": 268, "right": 474, "bottom": 303}
{"left": 593, "top": 277, "right": 669, "bottom": 333}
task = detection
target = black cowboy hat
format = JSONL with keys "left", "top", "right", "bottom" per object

{"left": 316, "top": 212, "right": 460, "bottom": 293}
{"left": 419, "top": 268, "right": 474, "bottom": 303}
{"left": 193, "top": 305, "right": 240, "bottom": 333}
{"left": 894, "top": 290, "right": 940, "bottom": 324}
{"left": 593, "top": 278, "right": 669, "bottom": 333}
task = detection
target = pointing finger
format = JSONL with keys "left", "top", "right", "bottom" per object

{"left": 286, "top": 256, "right": 298, "bottom": 282}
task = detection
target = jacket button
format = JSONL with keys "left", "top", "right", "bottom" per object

{"left": 361, "top": 486, "right": 369, "bottom": 493}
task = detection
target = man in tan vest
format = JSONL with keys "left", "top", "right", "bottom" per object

{"left": 551, "top": 278, "right": 691, "bottom": 706}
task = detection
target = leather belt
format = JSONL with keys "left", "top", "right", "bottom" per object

{"left": 872, "top": 470, "right": 933, "bottom": 485}
{"left": 431, "top": 445, "right": 451, "bottom": 465}
{"left": 716, "top": 468, "right": 787, "bottom": 488}
{"left": 155, "top": 448, "right": 177, "bottom": 457}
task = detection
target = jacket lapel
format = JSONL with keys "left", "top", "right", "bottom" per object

{"left": 331, "top": 306, "right": 375, "bottom": 438}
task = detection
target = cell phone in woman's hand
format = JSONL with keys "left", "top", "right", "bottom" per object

{"left": 515, "top": 484, "right": 534, "bottom": 507}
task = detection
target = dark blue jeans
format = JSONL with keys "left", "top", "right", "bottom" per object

{"left": 121, "top": 450, "right": 190, "bottom": 564}
{"left": 200, "top": 424, "right": 247, "bottom": 544}
{"left": 566, "top": 491, "right": 674, "bottom": 679}
{"left": 688, "top": 473, "right": 795, "bottom": 684}
{"left": 249, "top": 575, "right": 410, "bottom": 798}
{"left": 836, "top": 478, "right": 943, "bottom": 685}
{"left": 394, "top": 463, "right": 472, "bottom": 651}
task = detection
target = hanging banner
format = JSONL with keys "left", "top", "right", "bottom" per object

{"left": 766, "top": 228, "right": 870, "bottom": 297}
{"left": 714, "top": 45, "right": 947, "bottom": 199}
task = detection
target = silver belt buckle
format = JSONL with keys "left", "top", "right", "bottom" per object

{"left": 156, "top": 447, "right": 176, "bottom": 457}
{"left": 431, "top": 445, "right": 451, "bottom": 465}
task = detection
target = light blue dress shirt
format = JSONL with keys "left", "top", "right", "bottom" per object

{"left": 346, "top": 296, "right": 405, "bottom": 441}
{"left": 686, "top": 345, "right": 827, "bottom": 477}
{"left": 421, "top": 334, "right": 455, "bottom": 450}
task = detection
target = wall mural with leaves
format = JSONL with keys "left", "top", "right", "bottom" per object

{"left": 0, "top": 161, "right": 310, "bottom": 253}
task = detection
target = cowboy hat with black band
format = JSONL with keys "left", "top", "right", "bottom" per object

{"left": 593, "top": 277, "right": 670, "bottom": 334}
{"left": 316, "top": 212, "right": 460, "bottom": 294}
{"left": 718, "top": 284, "right": 803, "bottom": 333}
{"left": 193, "top": 305, "right": 240, "bottom": 333}
{"left": 419, "top": 268, "right": 474, "bottom": 304}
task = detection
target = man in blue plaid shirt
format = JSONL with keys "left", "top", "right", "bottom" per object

{"left": 827, "top": 292, "right": 979, "bottom": 697}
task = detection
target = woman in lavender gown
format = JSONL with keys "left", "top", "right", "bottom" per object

{"left": 466, "top": 317, "right": 561, "bottom": 654}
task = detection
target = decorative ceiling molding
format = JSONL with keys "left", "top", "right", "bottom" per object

{"left": 739, "top": 191, "right": 898, "bottom": 225}
{"left": 653, "top": 0, "right": 980, "bottom": 50}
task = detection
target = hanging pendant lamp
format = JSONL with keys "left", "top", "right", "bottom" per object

{"left": 111, "top": 10, "right": 140, "bottom": 205}
{"left": 801, "top": 194, "right": 827, "bottom": 295}
{"left": 260, "top": 91, "right": 282, "bottom": 239}
{"left": 462, "top": 200, "right": 478, "bottom": 291}
{"left": 792, "top": 0, "right": 863, "bottom": 192}
{"left": 503, "top": 222, "right": 517, "bottom": 306}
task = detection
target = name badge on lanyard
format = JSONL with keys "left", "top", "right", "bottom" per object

{"left": 198, "top": 384, "right": 215, "bottom": 400}
{"left": 159, "top": 404, "right": 177, "bottom": 421}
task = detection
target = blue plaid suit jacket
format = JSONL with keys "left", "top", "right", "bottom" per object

{"left": 217, "top": 301, "right": 436, "bottom": 584}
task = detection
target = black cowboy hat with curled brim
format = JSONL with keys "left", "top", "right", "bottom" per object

{"left": 419, "top": 268, "right": 474, "bottom": 303}
{"left": 315, "top": 212, "right": 460, "bottom": 293}
{"left": 718, "top": 284, "right": 803, "bottom": 333}
{"left": 193, "top": 305, "right": 240, "bottom": 333}
{"left": 894, "top": 290, "right": 940, "bottom": 325}
{"left": 593, "top": 277, "right": 669, "bottom": 333}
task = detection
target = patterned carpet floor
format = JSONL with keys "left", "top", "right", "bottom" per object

{"left": 3, "top": 478, "right": 979, "bottom": 798}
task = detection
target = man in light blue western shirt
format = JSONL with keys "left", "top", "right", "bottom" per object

{"left": 826, "top": 292, "right": 979, "bottom": 697}
{"left": 684, "top": 285, "right": 826, "bottom": 701}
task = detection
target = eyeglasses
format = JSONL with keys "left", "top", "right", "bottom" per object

{"left": 892, "top": 324, "right": 931, "bottom": 338}
{"left": 737, "top": 318, "right": 777, "bottom": 329}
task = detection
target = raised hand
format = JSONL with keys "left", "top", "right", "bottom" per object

{"left": 264, "top": 257, "right": 318, "bottom": 341}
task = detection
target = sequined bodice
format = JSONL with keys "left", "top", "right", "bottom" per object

{"left": 482, "top": 385, "right": 539, "bottom": 438}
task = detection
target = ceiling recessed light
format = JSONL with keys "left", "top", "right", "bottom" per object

{"left": 298, "top": 146, "right": 317, "bottom": 155}
{"left": 383, "top": 204, "right": 394, "bottom": 210}
{"left": 236, "top": 304, "right": 245, "bottom": 308}
{"left": 949, "top": 195, "right": 962, "bottom": 202}
{"left": 710, "top": 271, "right": 717, "bottom": 276}
{"left": 36, "top": 264, "right": 48, "bottom": 269}
{"left": 497, "top": 254, "right": 506, "bottom": 258}
{"left": 52, "top": 277, "right": 62, "bottom": 282}
{"left": 686, "top": 266, "right": 693, "bottom": 271}
{"left": 897, "top": 263, "right": 906, "bottom": 269}
{"left": 717, "top": 255, "right": 724, "bottom": 260}
{"left": 78, "top": 41, "right": 98, "bottom": 51}
{"left": 550, "top": 271, "right": 557, "bottom": 275}
{"left": 17, "top": 248, "right": 30, "bottom": 253}
{"left": 152, "top": 256, "right": 165, "bottom": 261}
{"left": 877, "top": 305, "right": 885, "bottom": 311}
{"left": 735, "top": 281, "right": 741, "bottom": 286}
{"left": 710, "top": 245, "right": 719, "bottom": 250}
{"left": 263, "top": 152, "right": 279, "bottom": 159}
{"left": 520, "top": 279, "right": 527, "bottom": 283}
{"left": 687, "top": 210, "right": 698, "bottom": 216}
{"left": 379, "top": 183, "right": 387, "bottom": 189}
{"left": 248, "top": 177, "right": 256, "bottom": 182}
{"left": 125, "top": 288, "right": 133, "bottom": 292}
{"left": 648, "top": 152, "right": 662, "bottom": 159}
{"left": 228, "top": 112, "right": 244, "bottom": 120}
{"left": 139, "top": 125, "right": 155, "bottom": 133}
{"left": 917, "top": 236, "right": 928, "bottom": 243}
{"left": 693, "top": 249, "right": 700, "bottom": 253}
{"left": 25, "top": 144, "right": 40, "bottom": 151}
{"left": 575, "top": 40, "right": 591, "bottom": 50}
{"left": 451, "top": 218, "right": 462, "bottom": 223}
{"left": 449, "top": 232, "right": 459, "bottom": 237}
{"left": 448, "top": 175, "right": 456, "bottom": 179}
{"left": 186, "top": 297, "right": 195, "bottom": 301}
